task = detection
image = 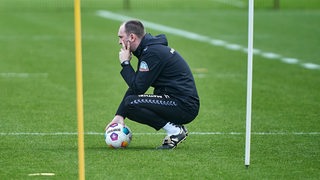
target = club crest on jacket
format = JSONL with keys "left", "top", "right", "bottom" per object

{"left": 139, "top": 61, "right": 149, "bottom": 72}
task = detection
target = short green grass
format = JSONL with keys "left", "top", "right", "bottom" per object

{"left": 0, "top": 0, "right": 319, "bottom": 179}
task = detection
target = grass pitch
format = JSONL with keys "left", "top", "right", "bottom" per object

{"left": 0, "top": 0, "right": 319, "bottom": 179}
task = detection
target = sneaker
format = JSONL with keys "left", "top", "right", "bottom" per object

{"left": 182, "top": 125, "right": 188, "bottom": 136}
{"left": 157, "top": 126, "right": 187, "bottom": 149}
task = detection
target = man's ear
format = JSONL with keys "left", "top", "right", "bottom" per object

{"left": 129, "top": 33, "right": 135, "bottom": 42}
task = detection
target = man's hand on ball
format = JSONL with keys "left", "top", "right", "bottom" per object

{"left": 105, "top": 115, "right": 125, "bottom": 130}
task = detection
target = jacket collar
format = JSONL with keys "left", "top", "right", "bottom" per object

{"left": 132, "top": 34, "right": 149, "bottom": 59}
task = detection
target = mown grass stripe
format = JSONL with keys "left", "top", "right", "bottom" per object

{"left": 1, "top": 132, "right": 319, "bottom": 136}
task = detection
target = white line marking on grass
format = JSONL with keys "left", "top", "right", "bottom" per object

{"left": 193, "top": 68, "right": 208, "bottom": 78}
{"left": 28, "top": 173, "right": 55, "bottom": 176}
{"left": 281, "top": 58, "right": 299, "bottom": 64}
{"left": 96, "top": 10, "right": 320, "bottom": 71}
{"left": 301, "top": 63, "right": 320, "bottom": 70}
{"left": 0, "top": 73, "right": 48, "bottom": 78}
{"left": 261, "top": 52, "right": 281, "bottom": 59}
{"left": 1, "top": 132, "right": 319, "bottom": 136}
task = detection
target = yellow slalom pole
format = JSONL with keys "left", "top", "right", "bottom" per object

{"left": 74, "top": 0, "right": 85, "bottom": 179}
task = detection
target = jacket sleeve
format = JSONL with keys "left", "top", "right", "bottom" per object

{"left": 120, "top": 53, "right": 164, "bottom": 95}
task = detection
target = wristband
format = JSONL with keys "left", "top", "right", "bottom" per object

{"left": 121, "top": 60, "right": 130, "bottom": 67}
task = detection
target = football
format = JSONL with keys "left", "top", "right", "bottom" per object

{"left": 104, "top": 123, "right": 132, "bottom": 148}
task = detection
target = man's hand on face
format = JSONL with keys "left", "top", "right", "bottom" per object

{"left": 119, "top": 40, "right": 132, "bottom": 64}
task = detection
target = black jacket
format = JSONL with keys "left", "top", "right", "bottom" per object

{"left": 116, "top": 33, "right": 199, "bottom": 116}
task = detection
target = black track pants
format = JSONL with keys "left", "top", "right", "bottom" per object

{"left": 123, "top": 94, "right": 197, "bottom": 130}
